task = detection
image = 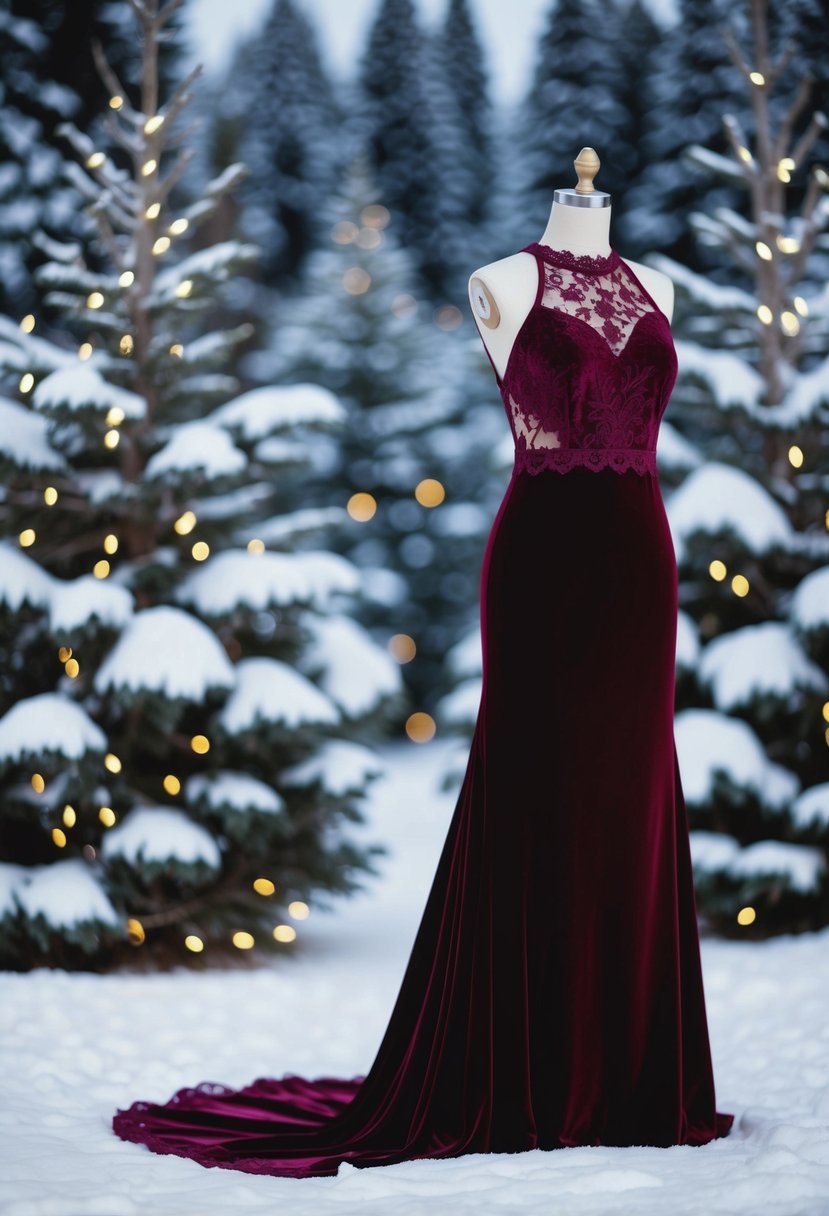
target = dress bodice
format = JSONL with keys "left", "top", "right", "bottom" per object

{"left": 476, "top": 243, "right": 679, "bottom": 475}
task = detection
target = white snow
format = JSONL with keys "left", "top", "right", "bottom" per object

{"left": 728, "top": 839, "right": 826, "bottom": 894}
{"left": 698, "top": 621, "right": 828, "bottom": 710}
{"left": 437, "top": 676, "right": 483, "bottom": 726}
{"left": 301, "top": 613, "right": 403, "bottom": 717}
{"left": 210, "top": 383, "right": 346, "bottom": 438}
{"left": 675, "top": 609, "right": 700, "bottom": 670}
{"left": 1, "top": 735, "right": 828, "bottom": 1216}
{"left": 0, "top": 394, "right": 65, "bottom": 469}
{"left": 49, "top": 574, "right": 134, "bottom": 634}
{"left": 675, "top": 708, "right": 800, "bottom": 810}
{"left": 776, "top": 353, "right": 829, "bottom": 426}
{"left": 281, "top": 739, "right": 385, "bottom": 795}
{"left": 217, "top": 657, "right": 340, "bottom": 733}
{"left": 790, "top": 783, "right": 829, "bottom": 831}
{"left": 656, "top": 418, "right": 704, "bottom": 471}
{"left": 5, "top": 858, "right": 120, "bottom": 928}
{"left": 673, "top": 340, "right": 764, "bottom": 413}
{"left": 0, "top": 541, "right": 55, "bottom": 611}
{"left": 94, "top": 605, "right": 236, "bottom": 700}
{"left": 176, "top": 548, "right": 360, "bottom": 615}
{"left": 666, "top": 462, "right": 791, "bottom": 561}
{"left": 144, "top": 421, "right": 247, "bottom": 479}
{"left": 253, "top": 506, "right": 347, "bottom": 544}
{"left": 32, "top": 363, "right": 145, "bottom": 418}
{"left": 790, "top": 566, "right": 829, "bottom": 632}
{"left": 0, "top": 691, "right": 106, "bottom": 761}
{"left": 185, "top": 771, "right": 286, "bottom": 815}
{"left": 447, "top": 626, "right": 483, "bottom": 678}
{"left": 100, "top": 806, "right": 222, "bottom": 869}
{"left": 688, "top": 829, "right": 741, "bottom": 872}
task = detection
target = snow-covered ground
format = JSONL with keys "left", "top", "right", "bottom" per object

{"left": 1, "top": 736, "right": 828, "bottom": 1216}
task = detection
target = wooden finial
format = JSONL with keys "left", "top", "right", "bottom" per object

{"left": 573, "top": 147, "right": 600, "bottom": 195}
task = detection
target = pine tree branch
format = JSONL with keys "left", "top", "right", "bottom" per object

{"left": 157, "top": 0, "right": 186, "bottom": 29}
{"left": 91, "top": 38, "right": 137, "bottom": 121}
{"left": 155, "top": 149, "right": 193, "bottom": 204}
{"left": 790, "top": 112, "right": 829, "bottom": 183}
{"left": 155, "top": 62, "right": 203, "bottom": 134}
{"left": 774, "top": 71, "right": 815, "bottom": 164}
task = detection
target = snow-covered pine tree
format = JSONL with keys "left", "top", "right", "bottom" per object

{"left": 249, "top": 154, "right": 504, "bottom": 713}
{"left": 510, "top": 0, "right": 633, "bottom": 242}
{"left": 652, "top": 0, "right": 829, "bottom": 935}
{"left": 0, "top": 0, "right": 403, "bottom": 971}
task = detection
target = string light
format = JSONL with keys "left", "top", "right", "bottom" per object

{"left": 406, "top": 711, "right": 436, "bottom": 742}
{"left": 415, "top": 478, "right": 445, "bottom": 507}
{"left": 58, "top": 647, "right": 72, "bottom": 662}
{"left": 793, "top": 296, "right": 809, "bottom": 316}
{"left": 169, "top": 217, "right": 188, "bottom": 236}
{"left": 175, "top": 279, "right": 193, "bottom": 298}
{"left": 86, "top": 152, "right": 105, "bottom": 169}
{"left": 388, "top": 633, "right": 417, "bottom": 663}
{"left": 152, "top": 236, "right": 170, "bottom": 255}
{"left": 781, "top": 311, "right": 800, "bottom": 336}
{"left": 31, "top": 773, "right": 45, "bottom": 793}
{"left": 19, "top": 373, "right": 34, "bottom": 393}
{"left": 788, "top": 444, "right": 804, "bottom": 468}
{"left": 757, "top": 304, "right": 773, "bottom": 325}
{"left": 163, "top": 774, "right": 181, "bottom": 795}
{"left": 190, "top": 734, "right": 210, "bottom": 754}
{"left": 104, "top": 753, "right": 122, "bottom": 773}
{"left": 78, "top": 342, "right": 93, "bottom": 360}
{"left": 87, "top": 291, "right": 104, "bottom": 309}
{"left": 253, "top": 878, "right": 275, "bottom": 896}
{"left": 145, "top": 202, "right": 161, "bottom": 219}
{"left": 62, "top": 805, "right": 76, "bottom": 827}
{"left": 99, "top": 806, "right": 116, "bottom": 827}
{"left": 43, "top": 486, "right": 58, "bottom": 505}
{"left": 347, "top": 492, "right": 377, "bottom": 521}
{"left": 93, "top": 560, "right": 110, "bottom": 579}
{"left": 247, "top": 538, "right": 265, "bottom": 554}
{"left": 141, "top": 159, "right": 157, "bottom": 177}
{"left": 20, "top": 314, "right": 35, "bottom": 333}
{"left": 144, "top": 115, "right": 164, "bottom": 135}
{"left": 119, "top": 334, "right": 134, "bottom": 355}
{"left": 737, "top": 146, "right": 752, "bottom": 163}
{"left": 127, "top": 919, "right": 146, "bottom": 945}
{"left": 232, "top": 931, "right": 255, "bottom": 949}
{"left": 361, "top": 204, "right": 390, "bottom": 228}
{"left": 106, "top": 406, "right": 125, "bottom": 426}
{"left": 103, "top": 533, "right": 118, "bottom": 554}
{"left": 184, "top": 935, "right": 204, "bottom": 953}
{"left": 777, "top": 235, "right": 800, "bottom": 254}
{"left": 18, "top": 528, "right": 35, "bottom": 547}
{"left": 104, "top": 429, "right": 120, "bottom": 448}
{"left": 343, "top": 266, "right": 371, "bottom": 295}
{"left": 737, "top": 906, "right": 756, "bottom": 925}
{"left": 119, "top": 270, "right": 134, "bottom": 287}
{"left": 174, "top": 510, "right": 197, "bottom": 534}
{"left": 777, "top": 162, "right": 792, "bottom": 183}
{"left": 169, "top": 342, "right": 184, "bottom": 357}
{"left": 273, "top": 924, "right": 297, "bottom": 942}
{"left": 755, "top": 241, "right": 772, "bottom": 260}
{"left": 191, "top": 540, "right": 210, "bottom": 561}
{"left": 749, "top": 71, "right": 765, "bottom": 86}
{"left": 332, "top": 220, "right": 359, "bottom": 244}
{"left": 731, "top": 574, "right": 750, "bottom": 597}
{"left": 288, "top": 901, "right": 309, "bottom": 920}
{"left": 708, "top": 559, "right": 727, "bottom": 581}
{"left": 64, "top": 657, "right": 80, "bottom": 677}
{"left": 109, "top": 95, "right": 123, "bottom": 110}
{"left": 52, "top": 828, "right": 67, "bottom": 848}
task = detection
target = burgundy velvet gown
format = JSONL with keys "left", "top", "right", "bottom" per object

{"left": 112, "top": 242, "right": 734, "bottom": 1176}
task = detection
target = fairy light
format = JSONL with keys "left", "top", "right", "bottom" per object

{"left": 175, "top": 279, "right": 193, "bottom": 298}
{"left": 169, "top": 217, "right": 189, "bottom": 236}
{"left": 777, "top": 162, "right": 792, "bottom": 183}
{"left": 191, "top": 540, "right": 210, "bottom": 561}
{"left": 737, "top": 146, "right": 752, "bottom": 163}
{"left": 415, "top": 478, "right": 445, "bottom": 507}
{"left": 62, "top": 805, "right": 76, "bottom": 827}
{"left": 755, "top": 241, "right": 772, "bottom": 260}
{"left": 152, "top": 236, "right": 170, "bottom": 255}
{"left": 232, "top": 931, "right": 255, "bottom": 949}
{"left": 19, "top": 373, "right": 34, "bottom": 393}
{"left": 737, "top": 906, "right": 756, "bottom": 926}
{"left": 190, "top": 734, "right": 210, "bottom": 754}
{"left": 31, "top": 773, "right": 45, "bottom": 793}
{"left": 106, "top": 406, "right": 125, "bottom": 426}
{"left": 58, "top": 646, "right": 72, "bottom": 662}
{"left": 98, "top": 806, "right": 116, "bottom": 827}
{"left": 708, "top": 559, "right": 727, "bottom": 581}
{"left": 749, "top": 71, "right": 765, "bottom": 86}
{"left": 343, "top": 266, "right": 371, "bottom": 294}
{"left": 103, "top": 533, "right": 118, "bottom": 554}
{"left": 145, "top": 202, "right": 161, "bottom": 219}
{"left": 788, "top": 444, "right": 804, "bottom": 468}
{"left": 105, "top": 753, "right": 122, "bottom": 773}
{"left": 184, "top": 935, "right": 204, "bottom": 953}
{"left": 19, "top": 528, "right": 35, "bottom": 547}
{"left": 273, "top": 924, "right": 297, "bottom": 943}
{"left": 781, "top": 311, "right": 800, "bottom": 336}
{"left": 127, "top": 919, "right": 146, "bottom": 945}
{"left": 144, "top": 115, "right": 164, "bottom": 135}
{"left": 78, "top": 342, "right": 93, "bottom": 361}
{"left": 169, "top": 342, "right": 183, "bottom": 357}
{"left": 247, "top": 538, "right": 265, "bottom": 554}
{"left": 777, "top": 235, "right": 800, "bottom": 254}
{"left": 64, "top": 657, "right": 80, "bottom": 677}
{"left": 793, "top": 296, "right": 809, "bottom": 317}
{"left": 118, "top": 270, "right": 134, "bottom": 288}
{"left": 757, "top": 304, "right": 773, "bottom": 325}
{"left": 86, "top": 152, "right": 105, "bottom": 169}
{"left": 119, "top": 334, "right": 134, "bottom": 355}
{"left": 361, "top": 204, "right": 390, "bottom": 228}
{"left": 52, "top": 828, "right": 67, "bottom": 848}
{"left": 253, "top": 878, "right": 275, "bottom": 896}
{"left": 347, "top": 492, "right": 377, "bottom": 521}
{"left": 731, "top": 574, "right": 750, "bottom": 597}
{"left": 406, "top": 712, "right": 436, "bottom": 742}
{"left": 109, "top": 95, "right": 123, "bottom": 110}
{"left": 43, "top": 486, "right": 58, "bottom": 505}
{"left": 288, "top": 901, "right": 309, "bottom": 920}
{"left": 332, "top": 220, "right": 359, "bottom": 244}
{"left": 163, "top": 774, "right": 181, "bottom": 795}
{"left": 174, "top": 510, "right": 196, "bottom": 534}
{"left": 20, "top": 314, "right": 35, "bottom": 333}
{"left": 104, "top": 429, "right": 120, "bottom": 448}
{"left": 87, "top": 291, "right": 105, "bottom": 309}
{"left": 389, "top": 633, "right": 417, "bottom": 663}
{"left": 93, "top": 560, "right": 110, "bottom": 579}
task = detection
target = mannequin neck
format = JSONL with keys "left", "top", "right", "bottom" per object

{"left": 538, "top": 199, "right": 612, "bottom": 257}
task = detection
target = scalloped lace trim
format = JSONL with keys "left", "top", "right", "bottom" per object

{"left": 513, "top": 446, "right": 657, "bottom": 476}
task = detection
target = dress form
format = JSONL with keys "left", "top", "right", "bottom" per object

{"left": 469, "top": 147, "right": 675, "bottom": 384}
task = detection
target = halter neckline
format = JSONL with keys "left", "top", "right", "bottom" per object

{"left": 525, "top": 242, "right": 620, "bottom": 274}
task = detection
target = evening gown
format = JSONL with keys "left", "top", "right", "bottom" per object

{"left": 112, "top": 242, "right": 735, "bottom": 1176}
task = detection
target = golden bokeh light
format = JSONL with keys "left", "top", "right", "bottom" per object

{"left": 127, "top": 918, "right": 146, "bottom": 945}
{"left": 347, "top": 492, "right": 377, "bottom": 521}
{"left": 192, "top": 540, "right": 210, "bottom": 561}
{"left": 288, "top": 901, "right": 309, "bottom": 920}
{"left": 737, "top": 906, "right": 756, "bottom": 926}
{"left": 406, "top": 711, "right": 436, "bottom": 743}
{"left": 388, "top": 633, "right": 417, "bottom": 663}
{"left": 232, "top": 931, "right": 255, "bottom": 949}
{"left": 44, "top": 486, "right": 58, "bottom": 505}
{"left": 98, "top": 806, "right": 116, "bottom": 827}
{"left": 731, "top": 574, "right": 750, "bottom": 597}
{"left": 415, "top": 478, "right": 445, "bottom": 507}
{"left": 191, "top": 734, "right": 210, "bottom": 754}
{"left": 184, "top": 935, "right": 204, "bottom": 953}
{"left": 163, "top": 774, "right": 181, "bottom": 795}
{"left": 273, "top": 924, "right": 297, "bottom": 943}
{"left": 253, "top": 878, "right": 276, "bottom": 896}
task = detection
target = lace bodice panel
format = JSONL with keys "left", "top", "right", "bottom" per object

{"left": 478, "top": 243, "right": 678, "bottom": 476}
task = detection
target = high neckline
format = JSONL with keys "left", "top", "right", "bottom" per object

{"left": 526, "top": 242, "right": 620, "bottom": 273}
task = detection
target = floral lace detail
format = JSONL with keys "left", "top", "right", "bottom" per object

{"left": 538, "top": 260, "right": 655, "bottom": 357}
{"left": 514, "top": 446, "right": 657, "bottom": 476}
{"left": 533, "top": 244, "right": 620, "bottom": 275}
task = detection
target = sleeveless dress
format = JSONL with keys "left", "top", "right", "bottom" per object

{"left": 111, "top": 242, "right": 735, "bottom": 1176}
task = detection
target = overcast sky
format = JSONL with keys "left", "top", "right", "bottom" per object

{"left": 185, "top": 0, "right": 678, "bottom": 107}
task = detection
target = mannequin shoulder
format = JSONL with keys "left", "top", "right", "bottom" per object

{"left": 619, "top": 255, "right": 674, "bottom": 324}
{"left": 467, "top": 250, "right": 536, "bottom": 326}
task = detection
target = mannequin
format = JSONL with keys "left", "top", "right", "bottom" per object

{"left": 468, "top": 147, "right": 674, "bottom": 384}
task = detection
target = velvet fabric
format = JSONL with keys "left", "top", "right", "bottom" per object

{"left": 112, "top": 243, "right": 734, "bottom": 1176}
